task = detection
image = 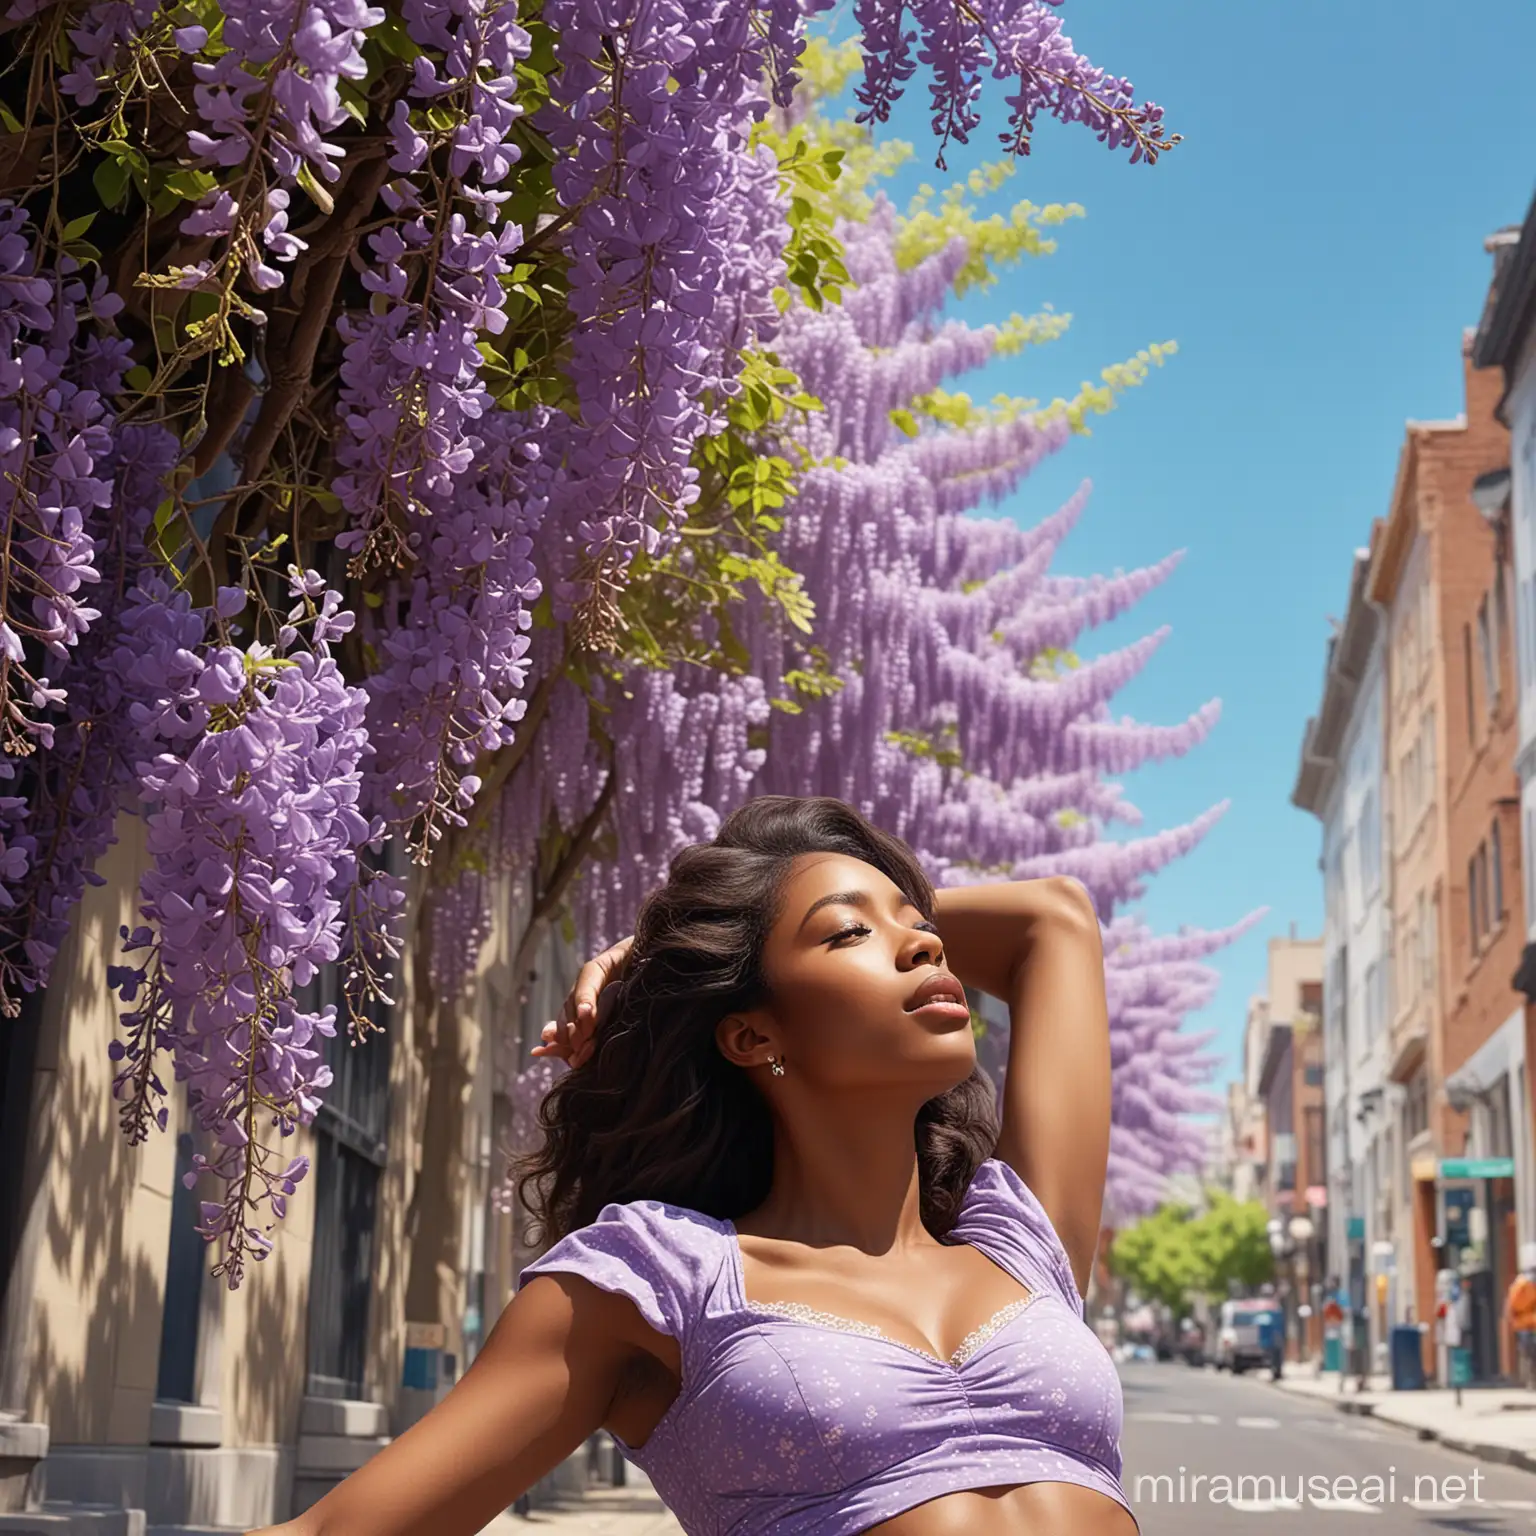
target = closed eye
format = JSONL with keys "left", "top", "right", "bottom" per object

{"left": 824, "top": 922, "right": 872, "bottom": 946}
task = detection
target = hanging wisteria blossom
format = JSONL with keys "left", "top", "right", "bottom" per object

{"left": 0, "top": 0, "right": 1180, "bottom": 1279}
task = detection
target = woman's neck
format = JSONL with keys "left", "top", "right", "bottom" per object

{"left": 740, "top": 1108, "right": 936, "bottom": 1254}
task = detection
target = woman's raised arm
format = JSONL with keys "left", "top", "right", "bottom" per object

{"left": 249, "top": 1273, "right": 645, "bottom": 1536}
{"left": 933, "top": 876, "right": 1110, "bottom": 1296}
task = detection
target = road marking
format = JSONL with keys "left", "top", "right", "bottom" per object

{"left": 1236, "top": 1416, "right": 1281, "bottom": 1429}
{"left": 1492, "top": 1499, "right": 1536, "bottom": 1510}
{"left": 1131, "top": 1411, "right": 1195, "bottom": 1423}
{"left": 1227, "top": 1498, "right": 1303, "bottom": 1513}
{"left": 1308, "top": 1497, "right": 1380, "bottom": 1513}
{"left": 1197, "top": 1413, "right": 1220, "bottom": 1424}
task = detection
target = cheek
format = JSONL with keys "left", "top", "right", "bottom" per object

{"left": 772, "top": 970, "right": 904, "bottom": 1058}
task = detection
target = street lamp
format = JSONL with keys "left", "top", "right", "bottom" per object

{"left": 1471, "top": 467, "right": 1512, "bottom": 523}
{"left": 1290, "top": 1216, "right": 1316, "bottom": 1362}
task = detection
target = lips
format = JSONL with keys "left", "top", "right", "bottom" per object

{"left": 903, "top": 971, "right": 968, "bottom": 1013}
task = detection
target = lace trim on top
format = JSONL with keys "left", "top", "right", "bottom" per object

{"left": 750, "top": 1292, "right": 1040, "bottom": 1369}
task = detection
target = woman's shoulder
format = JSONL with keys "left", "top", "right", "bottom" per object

{"left": 517, "top": 1196, "right": 730, "bottom": 1341}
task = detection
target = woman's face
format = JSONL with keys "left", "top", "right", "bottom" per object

{"left": 740, "top": 851, "right": 977, "bottom": 1095}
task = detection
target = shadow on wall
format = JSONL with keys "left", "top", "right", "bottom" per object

{"left": 8, "top": 819, "right": 310, "bottom": 1510}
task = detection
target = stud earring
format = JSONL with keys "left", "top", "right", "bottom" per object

{"left": 769, "top": 1054, "right": 785, "bottom": 1077}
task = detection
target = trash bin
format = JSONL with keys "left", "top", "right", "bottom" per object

{"left": 1390, "top": 1324, "right": 1425, "bottom": 1390}
{"left": 1323, "top": 1332, "right": 1343, "bottom": 1372}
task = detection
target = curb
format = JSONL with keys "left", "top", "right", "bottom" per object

{"left": 1273, "top": 1377, "right": 1536, "bottom": 1470}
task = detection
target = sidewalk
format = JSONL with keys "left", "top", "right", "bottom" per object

{"left": 482, "top": 1474, "right": 683, "bottom": 1536}
{"left": 1274, "top": 1363, "right": 1536, "bottom": 1469}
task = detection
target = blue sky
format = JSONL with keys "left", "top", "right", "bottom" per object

{"left": 871, "top": 0, "right": 1536, "bottom": 1092}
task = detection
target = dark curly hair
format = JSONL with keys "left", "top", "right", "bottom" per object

{"left": 515, "top": 795, "right": 998, "bottom": 1247}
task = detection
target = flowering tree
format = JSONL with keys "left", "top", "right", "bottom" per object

{"left": 470, "top": 62, "right": 1232, "bottom": 1216}
{"left": 0, "top": 0, "right": 1176, "bottom": 1283}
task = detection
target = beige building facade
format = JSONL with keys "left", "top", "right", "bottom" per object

{"left": 0, "top": 813, "right": 586, "bottom": 1533}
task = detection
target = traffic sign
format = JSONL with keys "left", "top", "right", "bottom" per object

{"left": 1440, "top": 1157, "right": 1515, "bottom": 1179}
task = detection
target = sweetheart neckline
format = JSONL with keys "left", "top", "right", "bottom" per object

{"left": 723, "top": 1215, "right": 1045, "bottom": 1372}
{"left": 741, "top": 1290, "right": 1046, "bottom": 1370}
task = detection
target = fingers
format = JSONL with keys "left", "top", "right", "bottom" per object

{"left": 571, "top": 935, "right": 634, "bottom": 1023}
{"left": 528, "top": 935, "right": 635, "bottom": 1068}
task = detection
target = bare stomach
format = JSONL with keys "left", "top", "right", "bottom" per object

{"left": 866, "top": 1481, "right": 1138, "bottom": 1536}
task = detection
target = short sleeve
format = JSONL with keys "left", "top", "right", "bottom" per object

{"left": 517, "top": 1200, "right": 716, "bottom": 1344}
{"left": 949, "top": 1159, "right": 1084, "bottom": 1317}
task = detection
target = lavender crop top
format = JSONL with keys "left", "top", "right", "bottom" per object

{"left": 519, "top": 1159, "right": 1137, "bottom": 1535}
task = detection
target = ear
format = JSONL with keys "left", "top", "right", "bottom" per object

{"left": 715, "top": 1007, "right": 776, "bottom": 1071}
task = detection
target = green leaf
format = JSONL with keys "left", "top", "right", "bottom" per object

{"left": 889, "top": 407, "right": 919, "bottom": 438}
{"left": 93, "top": 157, "right": 132, "bottom": 209}
{"left": 163, "top": 168, "right": 218, "bottom": 200}
{"left": 62, "top": 213, "right": 96, "bottom": 241}
{"left": 123, "top": 365, "right": 153, "bottom": 393}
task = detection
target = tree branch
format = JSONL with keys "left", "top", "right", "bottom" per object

{"left": 237, "top": 152, "right": 391, "bottom": 487}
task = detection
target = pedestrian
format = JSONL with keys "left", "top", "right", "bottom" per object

{"left": 1504, "top": 1254, "right": 1536, "bottom": 1389}
{"left": 242, "top": 796, "right": 1137, "bottom": 1536}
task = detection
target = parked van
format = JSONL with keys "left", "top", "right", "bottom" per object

{"left": 1215, "top": 1298, "right": 1283, "bottom": 1377}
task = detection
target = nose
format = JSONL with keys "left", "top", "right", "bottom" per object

{"left": 899, "top": 924, "right": 942, "bottom": 970}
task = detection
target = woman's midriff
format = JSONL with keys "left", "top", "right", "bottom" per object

{"left": 865, "top": 1481, "right": 1138, "bottom": 1536}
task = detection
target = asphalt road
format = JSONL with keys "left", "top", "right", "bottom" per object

{"left": 1123, "top": 1359, "right": 1536, "bottom": 1530}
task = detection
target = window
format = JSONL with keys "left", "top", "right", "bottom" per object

{"left": 1480, "top": 596, "right": 1497, "bottom": 718}
{"left": 1304, "top": 1104, "right": 1326, "bottom": 1184}
{"left": 301, "top": 958, "right": 394, "bottom": 1400}
{"left": 1423, "top": 707, "right": 1436, "bottom": 808}
{"left": 1527, "top": 572, "right": 1536, "bottom": 693}
{"left": 1430, "top": 892, "right": 1441, "bottom": 1002}
{"left": 1528, "top": 808, "right": 1535, "bottom": 921}
{"left": 1359, "top": 786, "right": 1381, "bottom": 896}
{"left": 1480, "top": 843, "right": 1492, "bottom": 942}
{"left": 1405, "top": 1070, "right": 1430, "bottom": 1142}
{"left": 1470, "top": 852, "right": 1483, "bottom": 951}
{"left": 1421, "top": 574, "right": 1435, "bottom": 677}
{"left": 1304, "top": 1062, "right": 1325, "bottom": 1087}
{"left": 156, "top": 1123, "right": 206, "bottom": 1403}
{"left": 1493, "top": 818, "right": 1505, "bottom": 925}
{"left": 1465, "top": 622, "right": 1478, "bottom": 743}
{"left": 1497, "top": 563, "right": 1511, "bottom": 696}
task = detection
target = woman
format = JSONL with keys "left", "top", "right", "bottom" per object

{"left": 254, "top": 796, "right": 1136, "bottom": 1536}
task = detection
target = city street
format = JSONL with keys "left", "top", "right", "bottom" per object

{"left": 500, "top": 1362, "right": 1536, "bottom": 1533}
{"left": 1124, "top": 1360, "right": 1536, "bottom": 1530}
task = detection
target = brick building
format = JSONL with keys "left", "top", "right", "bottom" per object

{"left": 1367, "top": 332, "right": 1526, "bottom": 1381}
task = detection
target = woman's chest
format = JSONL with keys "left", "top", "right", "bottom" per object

{"left": 610, "top": 1301, "right": 1124, "bottom": 1494}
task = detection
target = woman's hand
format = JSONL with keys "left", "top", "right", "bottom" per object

{"left": 530, "top": 935, "right": 634, "bottom": 1069}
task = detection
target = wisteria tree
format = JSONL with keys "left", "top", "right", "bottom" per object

{"left": 485, "top": 54, "right": 1237, "bottom": 1223}
{"left": 0, "top": 0, "right": 1180, "bottom": 1283}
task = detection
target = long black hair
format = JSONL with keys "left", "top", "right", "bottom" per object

{"left": 515, "top": 795, "right": 998, "bottom": 1245}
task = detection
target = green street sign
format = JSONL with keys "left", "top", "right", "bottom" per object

{"left": 1440, "top": 1156, "right": 1515, "bottom": 1179}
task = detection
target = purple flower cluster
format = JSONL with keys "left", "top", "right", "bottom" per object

{"left": 107, "top": 570, "right": 383, "bottom": 1287}
{"left": 980, "top": 0, "right": 1175, "bottom": 164}
{"left": 0, "top": 205, "right": 118, "bottom": 756}
{"left": 541, "top": 0, "right": 778, "bottom": 598}
{"left": 187, "top": 0, "right": 382, "bottom": 179}
{"left": 0, "top": 424, "right": 181, "bottom": 1014}
{"left": 330, "top": 0, "right": 542, "bottom": 850}
{"left": 853, "top": 0, "right": 1175, "bottom": 168}
{"left": 54, "top": 0, "right": 161, "bottom": 105}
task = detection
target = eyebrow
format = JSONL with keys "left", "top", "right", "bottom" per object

{"left": 797, "top": 888, "right": 922, "bottom": 932}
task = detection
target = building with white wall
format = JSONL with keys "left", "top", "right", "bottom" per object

{"left": 1294, "top": 539, "right": 1397, "bottom": 1359}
